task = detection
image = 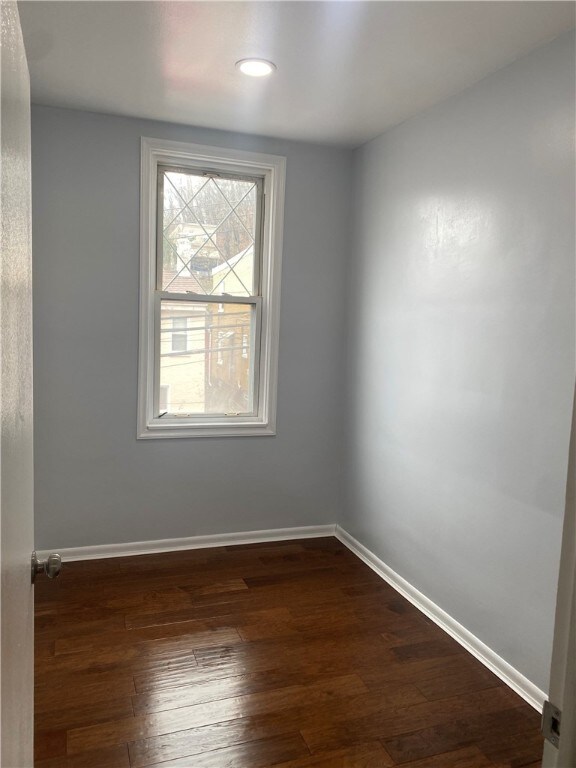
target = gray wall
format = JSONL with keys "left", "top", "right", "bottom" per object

{"left": 32, "top": 106, "right": 352, "bottom": 549}
{"left": 344, "top": 32, "right": 575, "bottom": 692}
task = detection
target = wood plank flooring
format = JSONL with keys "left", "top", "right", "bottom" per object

{"left": 34, "top": 538, "right": 543, "bottom": 767}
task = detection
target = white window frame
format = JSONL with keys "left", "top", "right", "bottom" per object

{"left": 138, "top": 137, "right": 285, "bottom": 439}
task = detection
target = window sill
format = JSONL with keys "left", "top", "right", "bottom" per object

{"left": 137, "top": 420, "right": 276, "bottom": 439}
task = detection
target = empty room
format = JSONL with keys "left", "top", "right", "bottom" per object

{"left": 1, "top": 1, "right": 575, "bottom": 766}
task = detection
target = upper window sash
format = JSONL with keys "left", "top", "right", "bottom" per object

{"left": 138, "top": 137, "right": 285, "bottom": 439}
{"left": 157, "top": 166, "right": 264, "bottom": 299}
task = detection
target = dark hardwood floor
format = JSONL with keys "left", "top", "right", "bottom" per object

{"left": 34, "top": 538, "right": 543, "bottom": 767}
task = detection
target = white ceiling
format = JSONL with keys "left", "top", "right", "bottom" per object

{"left": 19, "top": 1, "right": 575, "bottom": 147}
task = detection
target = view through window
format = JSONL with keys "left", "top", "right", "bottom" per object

{"left": 158, "top": 168, "right": 262, "bottom": 417}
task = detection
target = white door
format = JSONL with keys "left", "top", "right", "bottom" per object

{"left": 0, "top": 2, "right": 35, "bottom": 766}
{"left": 542, "top": 386, "right": 576, "bottom": 767}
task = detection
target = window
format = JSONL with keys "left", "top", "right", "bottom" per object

{"left": 171, "top": 317, "right": 188, "bottom": 353}
{"left": 159, "top": 384, "right": 171, "bottom": 413}
{"left": 138, "top": 138, "right": 285, "bottom": 438}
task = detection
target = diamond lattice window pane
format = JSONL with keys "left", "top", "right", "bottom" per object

{"left": 163, "top": 172, "right": 208, "bottom": 230}
{"left": 160, "top": 170, "right": 258, "bottom": 296}
{"left": 210, "top": 245, "right": 255, "bottom": 298}
{"left": 159, "top": 300, "right": 255, "bottom": 416}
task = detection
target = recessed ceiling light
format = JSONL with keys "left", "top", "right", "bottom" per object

{"left": 236, "top": 59, "right": 276, "bottom": 77}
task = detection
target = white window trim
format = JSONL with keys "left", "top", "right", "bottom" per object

{"left": 137, "top": 137, "right": 286, "bottom": 439}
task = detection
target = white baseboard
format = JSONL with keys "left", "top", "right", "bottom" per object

{"left": 335, "top": 525, "right": 546, "bottom": 713}
{"left": 38, "top": 524, "right": 337, "bottom": 562}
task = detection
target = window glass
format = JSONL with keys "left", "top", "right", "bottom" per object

{"left": 161, "top": 170, "right": 258, "bottom": 297}
{"left": 159, "top": 300, "right": 255, "bottom": 416}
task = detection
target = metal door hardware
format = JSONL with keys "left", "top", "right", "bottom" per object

{"left": 31, "top": 551, "right": 62, "bottom": 583}
{"left": 542, "top": 700, "right": 561, "bottom": 748}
